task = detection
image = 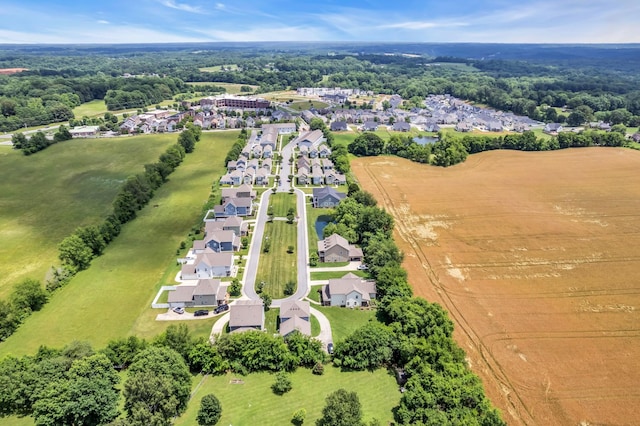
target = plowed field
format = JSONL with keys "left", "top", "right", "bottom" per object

{"left": 352, "top": 148, "right": 640, "bottom": 426}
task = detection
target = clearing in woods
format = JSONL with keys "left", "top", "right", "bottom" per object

{"left": 352, "top": 148, "right": 640, "bottom": 426}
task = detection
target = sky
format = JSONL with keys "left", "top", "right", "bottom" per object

{"left": 0, "top": 0, "right": 639, "bottom": 44}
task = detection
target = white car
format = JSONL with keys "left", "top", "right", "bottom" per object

{"left": 172, "top": 307, "right": 185, "bottom": 314}
{"left": 357, "top": 264, "right": 369, "bottom": 270}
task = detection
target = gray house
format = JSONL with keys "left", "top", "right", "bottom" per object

{"left": 229, "top": 300, "right": 265, "bottom": 333}
{"left": 317, "top": 233, "right": 363, "bottom": 263}
{"left": 279, "top": 300, "right": 311, "bottom": 337}
{"left": 168, "top": 279, "right": 227, "bottom": 308}
{"left": 393, "top": 122, "right": 411, "bottom": 132}
{"left": 313, "top": 186, "right": 346, "bottom": 208}
{"left": 330, "top": 121, "right": 348, "bottom": 132}
{"left": 322, "top": 273, "right": 376, "bottom": 308}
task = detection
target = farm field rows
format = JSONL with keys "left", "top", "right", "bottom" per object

{"left": 0, "top": 132, "right": 237, "bottom": 358}
{"left": 352, "top": 149, "right": 640, "bottom": 426}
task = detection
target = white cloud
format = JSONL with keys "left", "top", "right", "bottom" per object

{"left": 97, "top": 20, "right": 110, "bottom": 24}
{"left": 380, "top": 21, "right": 468, "bottom": 30}
{"left": 195, "top": 25, "right": 333, "bottom": 42}
{"left": 215, "top": 3, "right": 225, "bottom": 9}
{"left": 159, "top": 0, "right": 206, "bottom": 14}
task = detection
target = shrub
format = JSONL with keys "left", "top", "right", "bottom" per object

{"left": 271, "top": 372, "right": 292, "bottom": 395}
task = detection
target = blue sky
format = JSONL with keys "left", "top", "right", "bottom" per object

{"left": 1, "top": 0, "right": 638, "bottom": 44}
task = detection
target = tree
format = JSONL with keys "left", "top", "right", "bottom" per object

{"left": 153, "top": 323, "right": 193, "bottom": 360}
{"left": 292, "top": 408, "right": 307, "bottom": 425}
{"left": 10, "top": 278, "right": 47, "bottom": 316}
{"left": 124, "top": 346, "right": 192, "bottom": 424}
{"left": 284, "top": 280, "right": 296, "bottom": 295}
{"left": 178, "top": 129, "right": 197, "bottom": 153}
{"left": 352, "top": 191, "right": 377, "bottom": 207}
{"left": 11, "top": 132, "right": 26, "bottom": 150}
{"left": 348, "top": 133, "right": 385, "bottom": 157}
{"left": 261, "top": 293, "right": 272, "bottom": 311}
{"left": 271, "top": 371, "right": 293, "bottom": 395}
{"left": 316, "top": 389, "right": 363, "bottom": 426}
{"left": 333, "top": 323, "right": 396, "bottom": 371}
{"left": 364, "top": 232, "right": 403, "bottom": 276}
{"left": 53, "top": 125, "right": 72, "bottom": 143}
{"left": 58, "top": 234, "right": 94, "bottom": 271}
{"left": 196, "top": 394, "right": 222, "bottom": 426}
{"left": 309, "top": 252, "right": 319, "bottom": 267}
{"left": 229, "top": 279, "right": 242, "bottom": 296}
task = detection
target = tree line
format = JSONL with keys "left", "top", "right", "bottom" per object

{"left": 0, "top": 129, "right": 199, "bottom": 343}
{"left": 348, "top": 130, "right": 629, "bottom": 168}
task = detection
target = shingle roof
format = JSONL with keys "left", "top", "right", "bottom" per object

{"left": 229, "top": 300, "right": 264, "bottom": 329}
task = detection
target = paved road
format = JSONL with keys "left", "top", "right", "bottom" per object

{"left": 243, "top": 188, "right": 271, "bottom": 300}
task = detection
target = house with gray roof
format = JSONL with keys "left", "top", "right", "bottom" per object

{"left": 180, "top": 249, "right": 234, "bottom": 279}
{"left": 362, "top": 121, "right": 379, "bottom": 131}
{"left": 296, "top": 130, "right": 326, "bottom": 149}
{"left": 168, "top": 279, "right": 227, "bottom": 308}
{"left": 322, "top": 273, "right": 376, "bottom": 308}
{"left": 330, "top": 121, "right": 348, "bottom": 132}
{"left": 229, "top": 300, "right": 265, "bottom": 333}
{"left": 317, "top": 233, "right": 363, "bottom": 263}
{"left": 279, "top": 300, "right": 311, "bottom": 337}
{"left": 313, "top": 186, "right": 346, "bottom": 208}
{"left": 393, "top": 122, "right": 411, "bottom": 132}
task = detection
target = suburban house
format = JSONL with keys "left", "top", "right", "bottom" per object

{"left": 214, "top": 197, "right": 253, "bottom": 217}
{"left": 393, "top": 122, "right": 411, "bottom": 132}
{"left": 330, "top": 121, "right": 348, "bottom": 132}
{"left": 544, "top": 123, "right": 563, "bottom": 134}
{"left": 255, "top": 168, "right": 269, "bottom": 185}
{"left": 168, "top": 279, "right": 227, "bottom": 308}
{"left": 180, "top": 249, "right": 234, "bottom": 279}
{"left": 312, "top": 186, "right": 346, "bottom": 208}
{"left": 262, "top": 122, "right": 296, "bottom": 134}
{"left": 296, "top": 130, "right": 326, "bottom": 149}
{"left": 279, "top": 300, "right": 311, "bottom": 337}
{"left": 221, "top": 184, "right": 256, "bottom": 203}
{"left": 318, "top": 144, "right": 332, "bottom": 158}
{"left": 362, "top": 121, "right": 378, "bottom": 131}
{"left": 229, "top": 300, "right": 265, "bottom": 333}
{"left": 389, "top": 94, "right": 403, "bottom": 109}
{"left": 322, "top": 273, "right": 376, "bottom": 308}
{"left": 201, "top": 230, "right": 240, "bottom": 252}
{"left": 317, "top": 233, "right": 363, "bottom": 263}
{"left": 221, "top": 216, "right": 248, "bottom": 236}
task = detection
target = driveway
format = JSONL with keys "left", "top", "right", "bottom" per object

{"left": 209, "top": 312, "right": 230, "bottom": 343}
{"left": 311, "top": 261, "right": 364, "bottom": 272}
{"left": 310, "top": 307, "right": 333, "bottom": 350}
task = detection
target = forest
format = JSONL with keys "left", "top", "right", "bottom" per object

{"left": 1, "top": 43, "right": 640, "bottom": 133}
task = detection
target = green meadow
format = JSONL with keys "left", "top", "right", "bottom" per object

{"left": 175, "top": 368, "right": 398, "bottom": 426}
{"left": 0, "top": 131, "right": 238, "bottom": 358}
{"left": 0, "top": 134, "right": 178, "bottom": 301}
{"left": 255, "top": 220, "right": 297, "bottom": 298}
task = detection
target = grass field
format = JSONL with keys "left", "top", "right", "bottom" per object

{"left": 175, "top": 368, "right": 398, "bottom": 426}
{"left": 255, "top": 221, "right": 297, "bottom": 298}
{"left": 199, "top": 64, "right": 239, "bottom": 72}
{"left": 308, "top": 285, "right": 323, "bottom": 303}
{"left": 310, "top": 271, "right": 368, "bottom": 280}
{"left": 0, "top": 134, "right": 179, "bottom": 301}
{"left": 0, "top": 132, "right": 238, "bottom": 358}
{"left": 316, "top": 306, "right": 375, "bottom": 343}
{"left": 186, "top": 82, "right": 259, "bottom": 95}
{"left": 268, "top": 192, "right": 297, "bottom": 217}
{"left": 353, "top": 150, "right": 640, "bottom": 426}
{"left": 72, "top": 99, "right": 109, "bottom": 117}
{"left": 265, "top": 308, "right": 279, "bottom": 334}
{"left": 288, "top": 100, "right": 329, "bottom": 111}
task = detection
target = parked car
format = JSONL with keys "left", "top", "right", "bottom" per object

{"left": 194, "top": 309, "right": 209, "bottom": 317}
{"left": 214, "top": 304, "right": 229, "bottom": 314}
{"left": 327, "top": 342, "right": 334, "bottom": 354}
{"left": 357, "top": 264, "right": 369, "bottom": 270}
{"left": 172, "top": 307, "right": 185, "bottom": 314}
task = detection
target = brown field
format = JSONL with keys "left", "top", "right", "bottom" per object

{"left": 352, "top": 148, "right": 640, "bottom": 426}
{"left": 0, "top": 68, "right": 28, "bottom": 75}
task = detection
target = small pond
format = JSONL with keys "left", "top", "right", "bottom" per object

{"left": 315, "top": 215, "right": 333, "bottom": 238}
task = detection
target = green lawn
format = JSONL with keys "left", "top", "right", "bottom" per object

{"left": 308, "top": 285, "right": 323, "bottom": 303}
{"left": 72, "top": 99, "right": 108, "bottom": 117}
{"left": 187, "top": 82, "right": 258, "bottom": 95}
{"left": 288, "top": 100, "right": 329, "bottom": 111}
{"left": 310, "top": 270, "right": 368, "bottom": 280}
{"left": 313, "top": 261, "right": 351, "bottom": 268}
{"left": 199, "top": 64, "right": 239, "bottom": 72}
{"left": 311, "top": 314, "right": 321, "bottom": 337}
{"left": 255, "top": 221, "right": 297, "bottom": 298}
{"left": 265, "top": 308, "right": 279, "bottom": 334}
{"left": 175, "top": 368, "right": 398, "bottom": 426}
{"left": 0, "top": 134, "right": 178, "bottom": 301}
{"left": 268, "top": 192, "right": 297, "bottom": 217}
{"left": 316, "top": 306, "right": 376, "bottom": 343}
{"left": 306, "top": 207, "right": 333, "bottom": 256}
{"left": 0, "top": 132, "right": 238, "bottom": 358}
